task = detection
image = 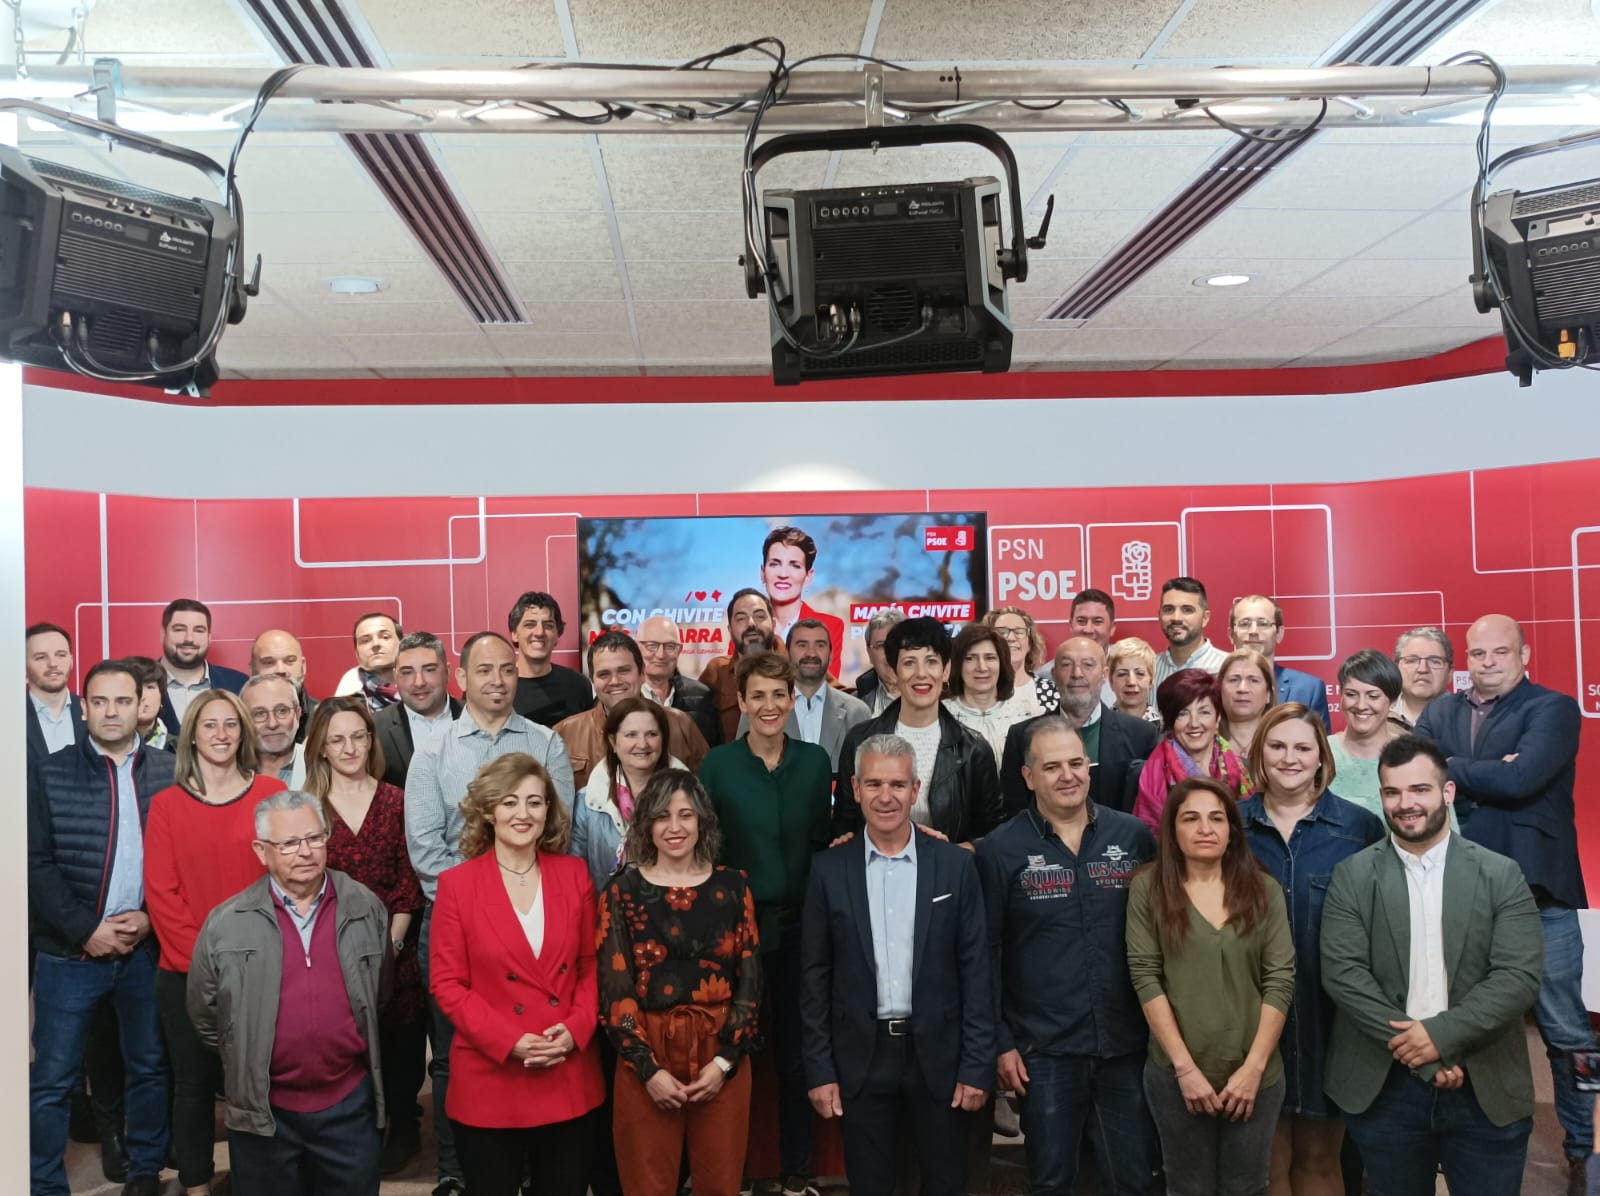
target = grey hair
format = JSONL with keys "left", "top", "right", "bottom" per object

{"left": 853, "top": 731, "right": 916, "bottom": 776}
{"left": 1022, "top": 715, "right": 1084, "bottom": 769}
{"left": 240, "top": 673, "right": 300, "bottom": 701}
{"left": 254, "top": 789, "right": 328, "bottom": 839}
{"left": 865, "top": 609, "right": 908, "bottom": 640}
{"left": 397, "top": 630, "right": 448, "bottom": 665}
{"left": 1394, "top": 626, "right": 1453, "bottom": 669}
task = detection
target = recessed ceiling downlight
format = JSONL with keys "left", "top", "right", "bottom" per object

{"left": 1196, "top": 273, "right": 1253, "bottom": 288}
{"left": 326, "top": 276, "right": 388, "bottom": 295}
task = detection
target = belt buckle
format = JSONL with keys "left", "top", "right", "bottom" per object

{"left": 886, "top": 1018, "right": 909, "bottom": 1037}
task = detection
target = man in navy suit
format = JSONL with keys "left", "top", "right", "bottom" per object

{"left": 156, "top": 599, "right": 248, "bottom": 738}
{"left": 26, "top": 622, "right": 84, "bottom": 758}
{"left": 800, "top": 732, "right": 993, "bottom": 1196}
{"left": 1415, "top": 613, "right": 1593, "bottom": 1189}
{"left": 1228, "top": 594, "right": 1330, "bottom": 729}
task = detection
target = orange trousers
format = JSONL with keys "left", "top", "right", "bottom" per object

{"left": 613, "top": 1004, "right": 752, "bottom": 1196}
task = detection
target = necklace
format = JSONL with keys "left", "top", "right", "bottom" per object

{"left": 497, "top": 855, "right": 538, "bottom": 886}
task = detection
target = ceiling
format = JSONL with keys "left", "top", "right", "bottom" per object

{"left": 14, "top": 0, "right": 1600, "bottom": 381}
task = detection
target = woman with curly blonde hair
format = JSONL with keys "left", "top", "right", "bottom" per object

{"left": 428, "top": 753, "right": 602, "bottom": 1196}
{"left": 597, "top": 769, "right": 761, "bottom": 1196}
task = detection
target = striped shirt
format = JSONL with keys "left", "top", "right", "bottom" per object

{"left": 1154, "top": 638, "right": 1228, "bottom": 686}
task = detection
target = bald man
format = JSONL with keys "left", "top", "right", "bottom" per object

{"left": 250, "top": 629, "right": 317, "bottom": 743}
{"left": 1415, "top": 614, "right": 1592, "bottom": 1179}
{"left": 999, "top": 636, "right": 1159, "bottom": 816}
{"left": 636, "top": 615, "right": 720, "bottom": 748}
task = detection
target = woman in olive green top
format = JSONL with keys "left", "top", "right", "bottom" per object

{"left": 1127, "top": 777, "right": 1295, "bottom": 1196}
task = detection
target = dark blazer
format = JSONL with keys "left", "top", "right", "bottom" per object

{"left": 1321, "top": 834, "right": 1542, "bottom": 1126}
{"left": 1414, "top": 678, "right": 1585, "bottom": 909}
{"left": 1275, "top": 664, "right": 1331, "bottom": 729}
{"left": 833, "top": 702, "right": 1003, "bottom": 844}
{"left": 999, "top": 704, "right": 1159, "bottom": 817}
{"left": 854, "top": 668, "right": 881, "bottom": 706}
{"left": 374, "top": 697, "right": 463, "bottom": 788}
{"left": 667, "top": 674, "right": 722, "bottom": 749}
{"left": 157, "top": 662, "right": 249, "bottom": 738}
{"left": 25, "top": 691, "right": 84, "bottom": 759}
{"left": 799, "top": 829, "right": 994, "bottom": 1100}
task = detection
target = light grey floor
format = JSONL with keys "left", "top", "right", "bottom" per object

{"left": 66, "top": 1024, "right": 1578, "bottom": 1194}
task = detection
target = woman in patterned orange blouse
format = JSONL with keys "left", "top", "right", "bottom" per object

{"left": 596, "top": 769, "right": 762, "bottom": 1196}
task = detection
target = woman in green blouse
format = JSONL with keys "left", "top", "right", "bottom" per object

{"left": 1127, "top": 777, "right": 1295, "bottom": 1196}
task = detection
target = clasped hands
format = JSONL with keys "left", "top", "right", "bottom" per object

{"left": 1387, "top": 1019, "right": 1463, "bottom": 1089}
{"left": 84, "top": 911, "right": 150, "bottom": 958}
{"left": 1173, "top": 1060, "right": 1264, "bottom": 1122}
{"left": 511, "top": 1023, "right": 575, "bottom": 1070}
{"left": 645, "top": 1061, "right": 728, "bottom": 1111}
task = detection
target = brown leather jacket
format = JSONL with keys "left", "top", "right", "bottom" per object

{"left": 554, "top": 702, "right": 709, "bottom": 791}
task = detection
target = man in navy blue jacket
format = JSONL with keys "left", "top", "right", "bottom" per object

{"left": 29, "top": 659, "right": 179, "bottom": 1196}
{"left": 26, "top": 622, "right": 85, "bottom": 758}
{"left": 1228, "top": 595, "right": 1330, "bottom": 729}
{"left": 1415, "top": 613, "right": 1592, "bottom": 1189}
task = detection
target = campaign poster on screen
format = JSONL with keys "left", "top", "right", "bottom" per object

{"left": 578, "top": 512, "right": 989, "bottom": 681}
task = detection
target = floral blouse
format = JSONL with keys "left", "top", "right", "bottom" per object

{"left": 597, "top": 865, "right": 762, "bottom": 1081}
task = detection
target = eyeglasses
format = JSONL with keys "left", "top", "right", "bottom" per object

{"left": 638, "top": 641, "right": 681, "bottom": 655}
{"left": 326, "top": 731, "right": 370, "bottom": 749}
{"left": 1397, "top": 655, "right": 1448, "bottom": 670}
{"left": 993, "top": 627, "right": 1030, "bottom": 641}
{"left": 1232, "top": 619, "right": 1278, "bottom": 631}
{"left": 259, "top": 832, "right": 329, "bottom": 855}
{"left": 248, "top": 704, "right": 298, "bottom": 724}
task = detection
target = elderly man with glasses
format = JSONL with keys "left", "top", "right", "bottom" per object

{"left": 636, "top": 614, "right": 721, "bottom": 748}
{"left": 188, "top": 789, "right": 393, "bottom": 1196}
{"left": 1392, "top": 627, "right": 1456, "bottom": 727}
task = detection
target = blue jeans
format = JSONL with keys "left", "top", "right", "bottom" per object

{"left": 30, "top": 948, "right": 169, "bottom": 1196}
{"left": 1343, "top": 1064, "right": 1530, "bottom": 1196}
{"left": 420, "top": 903, "right": 461, "bottom": 1183}
{"left": 1018, "top": 1051, "right": 1153, "bottom": 1196}
{"left": 1535, "top": 907, "right": 1596, "bottom": 1156}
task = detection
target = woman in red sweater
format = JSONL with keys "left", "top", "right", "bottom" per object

{"left": 144, "top": 688, "right": 285, "bottom": 1196}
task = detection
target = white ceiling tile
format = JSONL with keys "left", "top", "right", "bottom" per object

{"left": 360, "top": 0, "right": 566, "bottom": 58}
{"left": 1153, "top": 356, "right": 1296, "bottom": 371}
{"left": 232, "top": 143, "right": 389, "bottom": 214}
{"left": 1184, "top": 323, "right": 1365, "bottom": 360}
{"left": 216, "top": 335, "right": 364, "bottom": 373}
{"left": 1035, "top": 208, "right": 1154, "bottom": 258}
{"left": 228, "top": 302, "right": 320, "bottom": 338}
{"left": 1090, "top": 291, "right": 1274, "bottom": 329}
{"left": 1291, "top": 257, "right": 1471, "bottom": 298}
{"left": 1048, "top": 326, "right": 1215, "bottom": 360}
{"left": 1296, "top": 326, "right": 1487, "bottom": 365}
{"left": 569, "top": 0, "right": 869, "bottom": 61}
{"left": 1076, "top": 130, "right": 1232, "bottom": 149}
{"left": 486, "top": 305, "right": 636, "bottom": 335}
{"left": 1425, "top": 0, "right": 1600, "bottom": 63}
{"left": 260, "top": 261, "right": 456, "bottom": 305}
{"left": 874, "top": 0, "right": 1184, "bottom": 60}
{"left": 247, "top": 211, "right": 422, "bottom": 264}
{"left": 1011, "top": 329, "right": 1085, "bottom": 360}
{"left": 76, "top": 0, "right": 271, "bottom": 60}
{"left": 626, "top": 260, "right": 750, "bottom": 304}
{"left": 603, "top": 144, "right": 826, "bottom": 211}
{"left": 332, "top": 332, "right": 501, "bottom": 369}
{"left": 435, "top": 139, "right": 605, "bottom": 211}
{"left": 617, "top": 211, "right": 744, "bottom": 261}
{"left": 1226, "top": 294, "right": 1424, "bottom": 325}
{"left": 502, "top": 260, "right": 625, "bottom": 303}
{"left": 634, "top": 301, "right": 769, "bottom": 360}
{"left": 487, "top": 330, "right": 637, "bottom": 365}
{"left": 1155, "top": 0, "right": 1375, "bottom": 59}
{"left": 1235, "top": 144, "right": 1476, "bottom": 211}
{"left": 304, "top": 301, "right": 481, "bottom": 335}
{"left": 476, "top": 211, "right": 617, "bottom": 261}
{"left": 1011, "top": 256, "right": 1099, "bottom": 297}
{"left": 1049, "top": 145, "right": 1217, "bottom": 210}
{"left": 1387, "top": 289, "right": 1493, "bottom": 328}
{"left": 1177, "top": 207, "right": 1418, "bottom": 261}
{"left": 1128, "top": 257, "right": 1340, "bottom": 296}
{"left": 375, "top": 365, "right": 513, "bottom": 377}
{"left": 1359, "top": 211, "right": 1475, "bottom": 261}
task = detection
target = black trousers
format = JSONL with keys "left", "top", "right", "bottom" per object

{"left": 840, "top": 1024, "right": 969, "bottom": 1196}
{"left": 85, "top": 996, "right": 126, "bottom": 1134}
{"left": 155, "top": 968, "right": 224, "bottom": 1188}
{"left": 378, "top": 1014, "right": 428, "bottom": 1134}
{"left": 763, "top": 937, "right": 815, "bottom": 1179}
{"left": 452, "top": 1115, "right": 592, "bottom": 1196}
{"left": 228, "top": 1074, "right": 381, "bottom": 1196}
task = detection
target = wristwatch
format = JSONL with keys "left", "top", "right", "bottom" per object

{"left": 713, "top": 1055, "right": 736, "bottom": 1078}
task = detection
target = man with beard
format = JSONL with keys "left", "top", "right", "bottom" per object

{"left": 334, "top": 613, "right": 403, "bottom": 713}
{"left": 1392, "top": 627, "right": 1455, "bottom": 728}
{"left": 737, "top": 619, "right": 868, "bottom": 771}
{"left": 156, "top": 599, "right": 247, "bottom": 737}
{"left": 507, "top": 591, "right": 594, "bottom": 728}
{"left": 637, "top": 614, "right": 720, "bottom": 748}
{"left": 250, "top": 629, "right": 317, "bottom": 743}
{"left": 699, "top": 588, "right": 780, "bottom": 743}
{"left": 26, "top": 622, "right": 83, "bottom": 757}
{"left": 554, "top": 630, "right": 708, "bottom": 790}
{"left": 374, "top": 632, "right": 460, "bottom": 788}
{"left": 241, "top": 673, "right": 306, "bottom": 788}
{"left": 1152, "top": 578, "right": 1227, "bottom": 686}
{"left": 1227, "top": 594, "right": 1331, "bottom": 729}
{"left": 1321, "top": 734, "right": 1542, "bottom": 1196}
{"left": 999, "top": 637, "right": 1159, "bottom": 816}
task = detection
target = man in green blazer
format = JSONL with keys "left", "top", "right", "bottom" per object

{"left": 1321, "top": 733, "right": 1543, "bottom": 1196}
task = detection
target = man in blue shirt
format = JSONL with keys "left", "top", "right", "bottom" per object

{"left": 977, "top": 717, "right": 1157, "bottom": 1196}
{"left": 1228, "top": 594, "right": 1331, "bottom": 729}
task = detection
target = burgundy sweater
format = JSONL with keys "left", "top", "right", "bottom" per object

{"left": 269, "top": 883, "right": 368, "bottom": 1113}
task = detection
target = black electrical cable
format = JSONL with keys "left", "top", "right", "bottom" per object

{"left": 1200, "top": 95, "right": 1329, "bottom": 144}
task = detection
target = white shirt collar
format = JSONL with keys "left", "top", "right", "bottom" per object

{"left": 1392, "top": 833, "right": 1449, "bottom": 872}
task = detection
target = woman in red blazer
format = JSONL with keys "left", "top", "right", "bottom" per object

{"left": 429, "top": 752, "right": 605, "bottom": 1196}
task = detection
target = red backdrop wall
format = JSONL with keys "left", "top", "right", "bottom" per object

{"left": 24, "top": 462, "right": 1600, "bottom": 882}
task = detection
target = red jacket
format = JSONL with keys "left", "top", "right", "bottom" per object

{"left": 429, "top": 850, "right": 604, "bottom": 1128}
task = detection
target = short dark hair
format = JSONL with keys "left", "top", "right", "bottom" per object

{"left": 786, "top": 617, "right": 831, "bottom": 652}
{"left": 735, "top": 650, "right": 794, "bottom": 696}
{"left": 83, "top": 658, "right": 140, "bottom": 694}
{"left": 726, "top": 587, "right": 774, "bottom": 621}
{"left": 1159, "top": 577, "right": 1208, "bottom": 608}
{"left": 588, "top": 630, "right": 643, "bottom": 673}
{"left": 124, "top": 655, "right": 167, "bottom": 696}
{"left": 459, "top": 630, "right": 513, "bottom": 672}
{"left": 1378, "top": 733, "right": 1450, "bottom": 784}
{"left": 1155, "top": 667, "right": 1221, "bottom": 732}
{"left": 763, "top": 526, "right": 818, "bottom": 571}
{"left": 1022, "top": 714, "right": 1083, "bottom": 769}
{"left": 26, "top": 621, "right": 72, "bottom": 648}
{"left": 949, "top": 622, "right": 1014, "bottom": 701}
{"left": 396, "top": 630, "right": 448, "bottom": 666}
{"left": 884, "top": 616, "right": 952, "bottom": 669}
{"left": 1071, "top": 588, "right": 1116, "bottom": 621}
{"left": 162, "top": 599, "right": 211, "bottom": 630}
{"left": 1338, "top": 649, "right": 1402, "bottom": 702}
{"left": 508, "top": 591, "right": 566, "bottom": 637}
{"left": 351, "top": 611, "right": 401, "bottom": 641}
